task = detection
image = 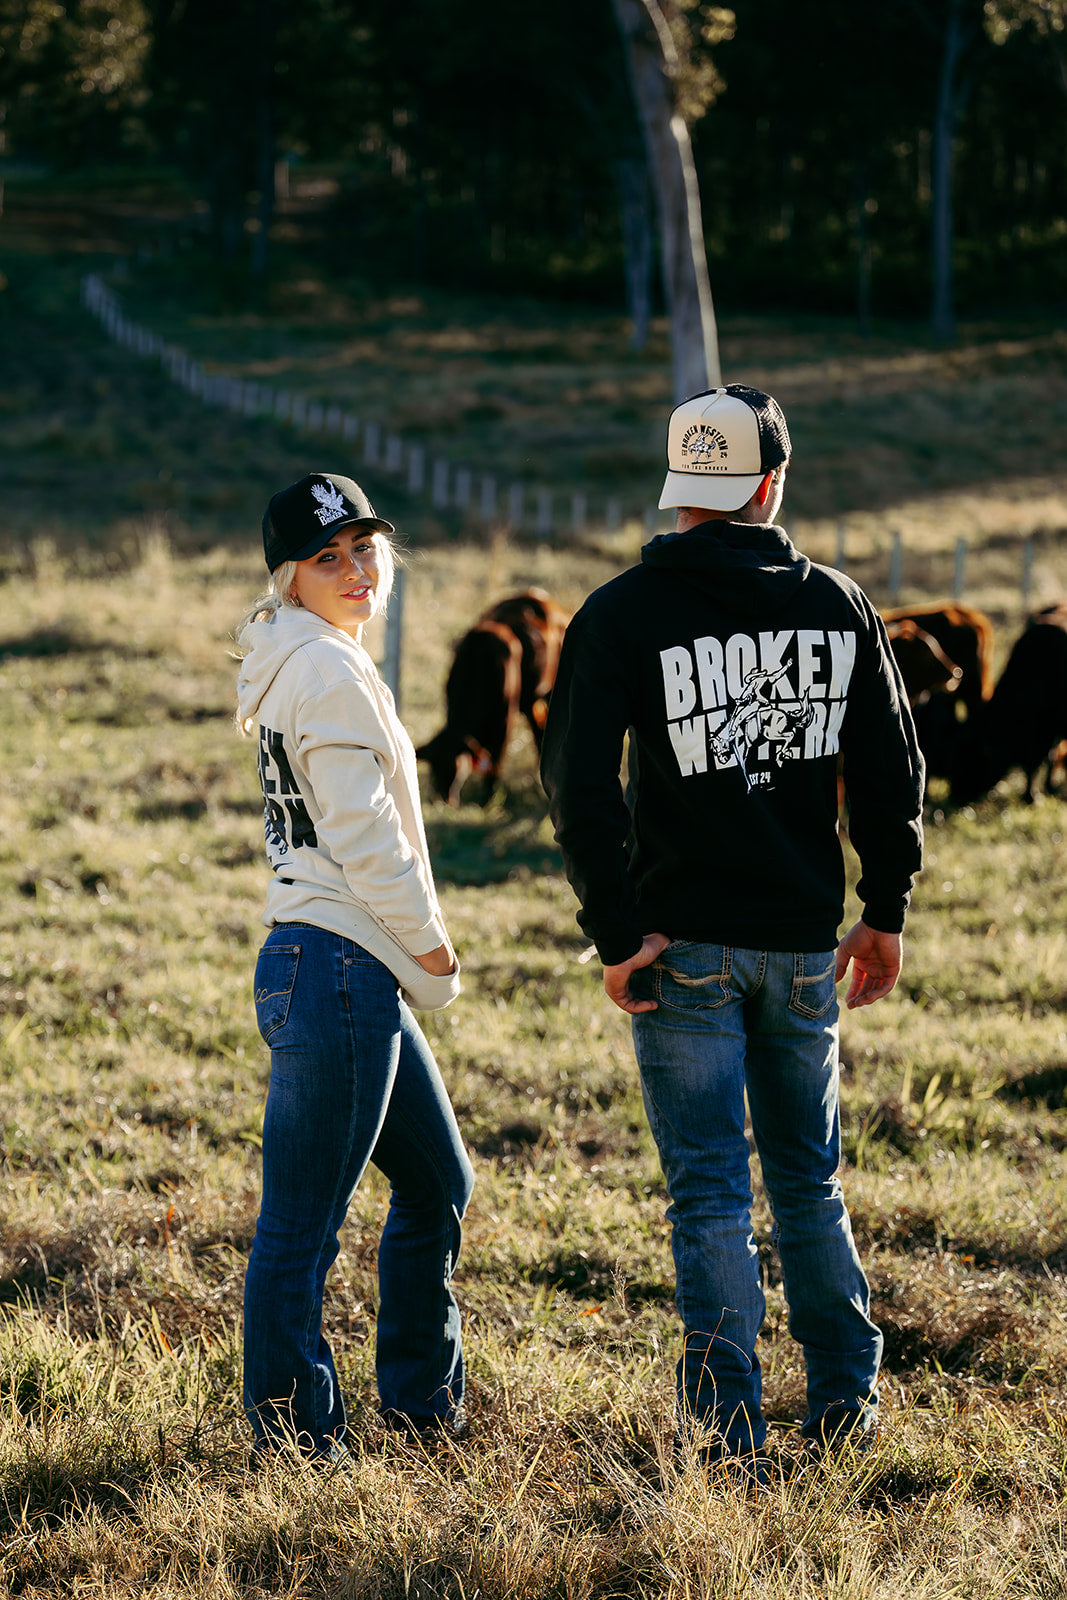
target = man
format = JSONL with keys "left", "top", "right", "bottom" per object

{"left": 541, "top": 384, "right": 924, "bottom": 1473}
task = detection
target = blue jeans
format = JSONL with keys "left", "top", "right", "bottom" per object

{"left": 631, "top": 942, "right": 881, "bottom": 1459}
{"left": 243, "top": 923, "right": 474, "bottom": 1457}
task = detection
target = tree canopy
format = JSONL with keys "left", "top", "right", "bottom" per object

{"left": 1, "top": 0, "right": 1063, "bottom": 322}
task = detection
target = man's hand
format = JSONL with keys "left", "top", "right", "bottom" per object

{"left": 603, "top": 933, "right": 670, "bottom": 1014}
{"left": 835, "top": 921, "right": 902, "bottom": 1009}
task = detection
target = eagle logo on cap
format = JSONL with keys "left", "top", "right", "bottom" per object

{"left": 310, "top": 479, "right": 348, "bottom": 525}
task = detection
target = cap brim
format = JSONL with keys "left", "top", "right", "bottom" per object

{"left": 658, "top": 470, "right": 763, "bottom": 514}
{"left": 286, "top": 514, "right": 396, "bottom": 564}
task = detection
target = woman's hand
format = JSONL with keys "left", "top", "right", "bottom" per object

{"left": 414, "top": 941, "right": 457, "bottom": 977}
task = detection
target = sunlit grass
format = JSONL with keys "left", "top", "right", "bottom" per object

{"left": 0, "top": 528, "right": 1064, "bottom": 1594}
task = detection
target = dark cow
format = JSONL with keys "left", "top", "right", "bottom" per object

{"left": 416, "top": 620, "right": 523, "bottom": 805}
{"left": 480, "top": 590, "right": 570, "bottom": 744}
{"left": 416, "top": 589, "right": 570, "bottom": 805}
{"left": 946, "top": 604, "right": 1067, "bottom": 805}
{"left": 881, "top": 602, "right": 995, "bottom": 716}
{"left": 884, "top": 618, "right": 963, "bottom": 706}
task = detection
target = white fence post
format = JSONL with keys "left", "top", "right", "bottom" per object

{"left": 835, "top": 521, "right": 847, "bottom": 573}
{"left": 888, "top": 529, "right": 903, "bottom": 605}
{"left": 536, "top": 489, "right": 552, "bottom": 539}
{"left": 381, "top": 568, "right": 405, "bottom": 711}
{"left": 953, "top": 539, "right": 967, "bottom": 600}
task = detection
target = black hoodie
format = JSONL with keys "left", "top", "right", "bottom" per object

{"left": 540, "top": 519, "right": 924, "bottom": 965}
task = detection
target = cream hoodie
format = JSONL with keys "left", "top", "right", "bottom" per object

{"left": 236, "top": 605, "right": 459, "bottom": 1011}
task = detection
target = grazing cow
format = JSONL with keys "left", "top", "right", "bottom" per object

{"left": 881, "top": 601, "right": 995, "bottom": 716}
{"left": 947, "top": 604, "right": 1067, "bottom": 804}
{"left": 416, "top": 620, "right": 523, "bottom": 805}
{"left": 884, "top": 617, "right": 963, "bottom": 706}
{"left": 480, "top": 589, "right": 570, "bottom": 743}
{"left": 417, "top": 589, "right": 570, "bottom": 805}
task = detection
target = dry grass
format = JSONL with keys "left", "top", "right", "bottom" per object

{"left": 2, "top": 190, "right": 1067, "bottom": 1592}
{"left": 0, "top": 527, "right": 1064, "bottom": 1596}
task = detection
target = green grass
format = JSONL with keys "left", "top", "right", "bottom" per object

{"left": 1, "top": 174, "right": 1067, "bottom": 1595}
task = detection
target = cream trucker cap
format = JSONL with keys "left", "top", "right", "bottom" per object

{"left": 658, "top": 384, "right": 792, "bottom": 513}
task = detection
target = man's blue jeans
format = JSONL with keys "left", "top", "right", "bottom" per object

{"left": 244, "top": 923, "right": 474, "bottom": 1457}
{"left": 631, "top": 942, "right": 881, "bottom": 1460}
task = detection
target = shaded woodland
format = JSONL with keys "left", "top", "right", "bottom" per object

{"left": 1, "top": 0, "right": 1064, "bottom": 336}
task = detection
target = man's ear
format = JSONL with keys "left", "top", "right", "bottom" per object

{"left": 753, "top": 471, "right": 775, "bottom": 507}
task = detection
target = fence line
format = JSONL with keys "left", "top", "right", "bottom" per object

{"left": 80, "top": 273, "right": 661, "bottom": 541}
{"left": 80, "top": 273, "right": 1051, "bottom": 609}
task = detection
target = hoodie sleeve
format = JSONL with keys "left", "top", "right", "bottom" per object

{"left": 540, "top": 607, "right": 645, "bottom": 966}
{"left": 296, "top": 678, "right": 447, "bottom": 955}
{"left": 841, "top": 601, "right": 925, "bottom": 933}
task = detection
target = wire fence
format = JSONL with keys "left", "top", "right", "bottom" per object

{"left": 81, "top": 272, "right": 1055, "bottom": 625}
{"left": 80, "top": 273, "right": 650, "bottom": 541}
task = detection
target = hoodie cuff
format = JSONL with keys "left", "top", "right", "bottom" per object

{"left": 860, "top": 898, "right": 909, "bottom": 935}
{"left": 594, "top": 931, "right": 646, "bottom": 967}
{"left": 403, "top": 916, "right": 450, "bottom": 957}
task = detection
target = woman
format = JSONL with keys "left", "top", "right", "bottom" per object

{"left": 236, "top": 471, "right": 473, "bottom": 1462}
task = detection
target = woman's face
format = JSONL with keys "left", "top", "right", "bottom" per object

{"left": 290, "top": 527, "right": 383, "bottom": 637}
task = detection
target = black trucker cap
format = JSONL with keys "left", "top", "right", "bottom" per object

{"left": 262, "top": 473, "right": 395, "bottom": 572}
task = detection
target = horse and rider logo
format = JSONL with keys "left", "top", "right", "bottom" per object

{"left": 708, "top": 664, "right": 816, "bottom": 794}
{"left": 681, "top": 423, "right": 729, "bottom": 469}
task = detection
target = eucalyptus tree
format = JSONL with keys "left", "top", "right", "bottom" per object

{"left": 610, "top": 0, "right": 730, "bottom": 396}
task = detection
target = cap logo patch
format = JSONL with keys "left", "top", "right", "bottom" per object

{"left": 310, "top": 479, "right": 348, "bottom": 525}
{"left": 681, "top": 423, "right": 729, "bottom": 471}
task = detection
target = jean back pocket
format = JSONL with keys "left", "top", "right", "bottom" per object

{"left": 649, "top": 940, "right": 733, "bottom": 1011}
{"left": 253, "top": 943, "right": 302, "bottom": 1042}
{"left": 788, "top": 952, "right": 837, "bottom": 1019}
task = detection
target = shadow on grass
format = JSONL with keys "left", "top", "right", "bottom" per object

{"left": 422, "top": 783, "right": 561, "bottom": 887}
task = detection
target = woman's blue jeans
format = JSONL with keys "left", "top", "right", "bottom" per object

{"left": 243, "top": 923, "right": 474, "bottom": 1457}
{"left": 631, "top": 942, "right": 881, "bottom": 1460}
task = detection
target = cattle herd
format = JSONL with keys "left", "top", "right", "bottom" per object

{"left": 418, "top": 590, "right": 1067, "bottom": 809}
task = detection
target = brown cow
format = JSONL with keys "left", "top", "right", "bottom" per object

{"left": 881, "top": 601, "right": 995, "bottom": 715}
{"left": 480, "top": 589, "right": 570, "bottom": 742}
{"left": 417, "top": 589, "right": 570, "bottom": 805}
{"left": 884, "top": 618, "right": 963, "bottom": 706}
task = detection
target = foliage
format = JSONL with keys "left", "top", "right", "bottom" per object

{"left": 0, "top": 0, "right": 151, "bottom": 163}
{"left": 2, "top": 0, "right": 1065, "bottom": 314}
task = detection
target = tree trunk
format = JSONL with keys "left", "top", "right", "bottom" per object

{"left": 250, "top": 0, "right": 276, "bottom": 280}
{"left": 610, "top": 0, "right": 721, "bottom": 399}
{"left": 854, "top": 160, "right": 872, "bottom": 337}
{"left": 930, "top": 0, "right": 967, "bottom": 342}
{"left": 611, "top": 156, "right": 653, "bottom": 350}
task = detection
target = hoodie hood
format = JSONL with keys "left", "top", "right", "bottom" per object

{"left": 237, "top": 604, "right": 368, "bottom": 726}
{"left": 641, "top": 519, "right": 810, "bottom": 618}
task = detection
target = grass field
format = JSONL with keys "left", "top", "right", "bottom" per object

{"left": 2, "top": 175, "right": 1067, "bottom": 1597}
